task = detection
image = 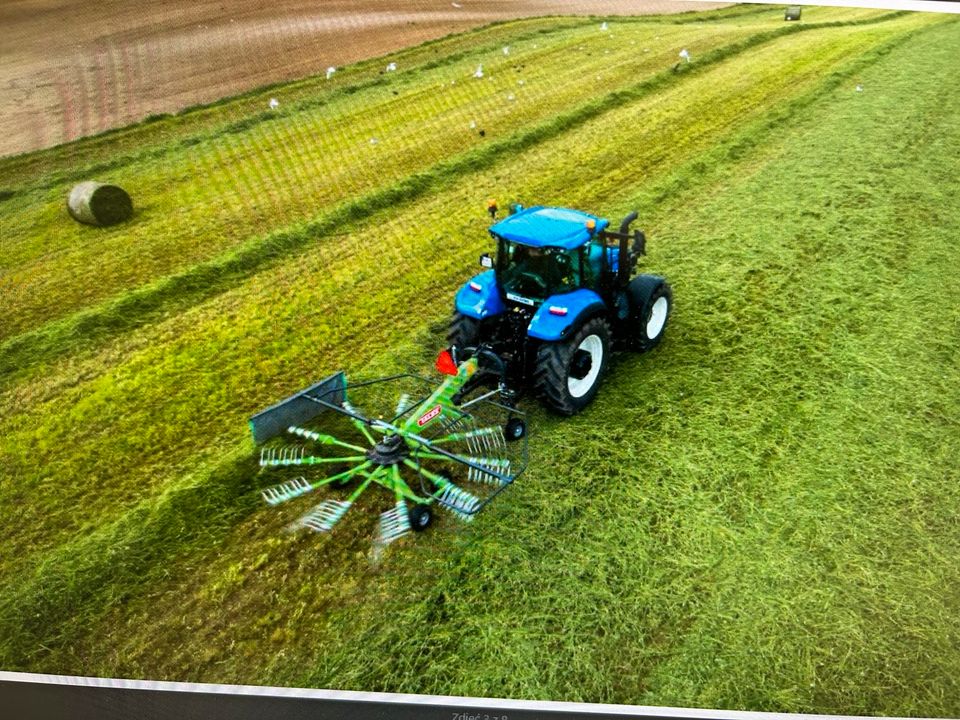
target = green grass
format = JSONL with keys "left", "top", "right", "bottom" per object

{"left": 0, "top": 9, "right": 920, "bottom": 583}
{"left": 0, "top": 8, "right": 895, "bottom": 354}
{"left": 1, "top": 5, "right": 958, "bottom": 715}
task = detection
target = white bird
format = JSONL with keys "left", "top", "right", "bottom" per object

{"left": 386, "top": 62, "right": 397, "bottom": 72}
{"left": 473, "top": 64, "right": 484, "bottom": 79}
{"left": 452, "top": 2, "right": 462, "bottom": 7}
{"left": 517, "top": 79, "right": 525, "bottom": 86}
{"left": 369, "top": 137, "right": 379, "bottom": 145}
{"left": 268, "top": 98, "right": 279, "bottom": 110}
{"left": 503, "top": 46, "right": 510, "bottom": 56}
{"left": 326, "top": 66, "right": 336, "bottom": 80}
{"left": 600, "top": 21, "right": 609, "bottom": 31}
{"left": 856, "top": 84, "right": 864, "bottom": 92}
{"left": 469, "top": 120, "right": 477, "bottom": 129}
{"left": 679, "top": 48, "right": 690, "bottom": 62}
{"left": 507, "top": 93, "right": 516, "bottom": 102}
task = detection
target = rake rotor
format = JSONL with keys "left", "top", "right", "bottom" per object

{"left": 250, "top": 357, "right": 526, "bottom": 548}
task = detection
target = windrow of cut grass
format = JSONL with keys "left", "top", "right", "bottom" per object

{"left": 0, "top": 4, "right": 792, "bottom": 189}
{"left": 1, "top": 7, "right": 886, "bottom": 341}
{"left": 0, "top": 8, "right": 902, "bottom": 383}
{"left": 0, "top": 10, "right": 944, "bottom": 675}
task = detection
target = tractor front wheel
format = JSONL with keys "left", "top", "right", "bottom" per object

{"left": 447, "top": 311, "right": 481, "bottom": 353}
{"left": 626, "top": 275, "right": 672, "bottom": 352}
{"left": 534, "top": 317, "right": 611, "bottom": 416}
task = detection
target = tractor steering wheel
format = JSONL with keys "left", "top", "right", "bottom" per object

{"left": 517, "top": 271, "right": 548, "bottom": 295}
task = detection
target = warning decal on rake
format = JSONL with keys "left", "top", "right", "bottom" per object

{"left": 417, "top": 404, "right": 442, "bottom": 427}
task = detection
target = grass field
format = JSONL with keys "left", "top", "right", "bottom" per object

{"left": 1, "top": 4, "right": 959, "bottom": 715}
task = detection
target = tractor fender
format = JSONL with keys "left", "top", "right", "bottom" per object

{"left": 527, "top": 288, "right": 606, "bottom": 342}
{"left": 455, "top": 270, "right": 505, "bottom": 320}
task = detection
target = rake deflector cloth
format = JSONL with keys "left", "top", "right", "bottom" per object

{"left": 249, "top": 358, "right": 526, "bottom": 548}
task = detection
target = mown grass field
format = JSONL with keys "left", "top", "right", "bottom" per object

{"left": 1, "top": 4, "right": 959, "bottom": 715}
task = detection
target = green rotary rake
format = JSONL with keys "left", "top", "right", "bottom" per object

{"left": 249, "top": 352, "right": 527, "bottom": 548}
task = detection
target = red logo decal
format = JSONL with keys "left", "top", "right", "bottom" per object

{"left": 417, "top": 405, "right": 442, "bottom": 427}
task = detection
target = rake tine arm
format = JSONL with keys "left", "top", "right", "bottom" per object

{"left": 402, "top": 458, "right": 449, "bottom": 486}
{"left": 346, "top": 465, "right": 389, "bottom": 501}
{"left": 260, "top": 453, "right": 367, "bottom": 468}
{"left": 317, "top": 460, "right": 375, "bottom": 489}
{"left": 391, "top": 464, "right": 431, "bottom": 504}
{"left": 427, "top": 426, "right": 504, "bottom": 445}
{"left": 404, "top": 437, "right": 514, "bottom": 485}
{"left": 287, "top": 426, "right": 367, "bottom": 453}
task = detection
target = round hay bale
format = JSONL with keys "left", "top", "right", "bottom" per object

{"left": 67, "top": 181, "right": 133, "bottom": 226}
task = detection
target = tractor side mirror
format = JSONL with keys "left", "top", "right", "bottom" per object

{"left": 480, "top": 253, "right": 494, "bottom": 268}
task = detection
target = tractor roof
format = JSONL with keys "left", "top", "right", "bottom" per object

{"left": 489, "top": 206, "right": 609, "bottom": 250}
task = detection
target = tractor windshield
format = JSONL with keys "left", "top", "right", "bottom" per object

{"left": 498, "top": 241, "right": 581, "bottom": 301}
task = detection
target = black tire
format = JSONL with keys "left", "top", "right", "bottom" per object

{"left": 408, "top": 504, "right": 432, "bottom": 531}
{"left": 534, "top": 317, "right": 611, "bottom": 416}
{"left": 504, "top": 418, "right": 526, "bottom": 441}
{"left": 626, "top": 275, "right": 672, "bottom": 352}
{"left": 447, "top": 311, "right": 481, "bottom": 352}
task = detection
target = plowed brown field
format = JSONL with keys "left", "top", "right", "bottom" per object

{"left": 2, "top": 0, "right": 727, "bottom": 157}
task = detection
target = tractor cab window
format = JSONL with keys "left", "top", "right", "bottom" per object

{"left": 499, "top": 240, "right": 582, "bottom": 300}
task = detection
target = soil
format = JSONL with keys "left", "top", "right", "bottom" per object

{"left": 1, "top": 0, "right": 729, "bottom": 158}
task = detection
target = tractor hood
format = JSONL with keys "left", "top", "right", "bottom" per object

{"left": 489, "top": 206, "right": 609, "bottom": 250}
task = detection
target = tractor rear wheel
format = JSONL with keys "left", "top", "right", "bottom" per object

{"left": 626, "top": 275, "right": 672, "bottom": 352}
{"left": 534, "top": 317, "right": 611, "bottom": 416}
{"left": 447, "top": 311, "right": 481, "bottom": 352}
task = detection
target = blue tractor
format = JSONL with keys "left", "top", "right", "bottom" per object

{"left": 448, "top": 203, "right": 672, "bottom": 420}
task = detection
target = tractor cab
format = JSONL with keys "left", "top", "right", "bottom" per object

{"left": 488, "top": 206, "right": 611, "bottom": 303}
